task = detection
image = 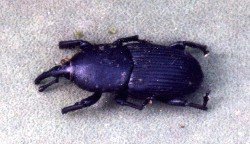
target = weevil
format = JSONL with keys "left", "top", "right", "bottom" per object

{"left": 34, "top": 35, "right": 210, "bottom": 114}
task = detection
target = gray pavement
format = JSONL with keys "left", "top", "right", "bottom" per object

{"left": 0, "top": 0, "right": 249, "bottom": 143}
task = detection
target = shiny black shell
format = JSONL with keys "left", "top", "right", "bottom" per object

{"left": 70, "top": 45, "right": 133, "bottom": 92}
{"left": 70, "top": 42, "right": 203, "bottom": 99}
{"left": 126, "top": 43, "right": 203, "bottom": 99}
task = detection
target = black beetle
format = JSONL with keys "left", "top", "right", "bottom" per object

{"left": 35, "top": 35, "right": 210, "bottom": 114}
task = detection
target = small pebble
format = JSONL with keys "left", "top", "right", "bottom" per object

{"left": 40, "top": 68, "right": 44, "bottom": 72}
{"left": 108, "top": 27, "right": 117, "bottom": 34}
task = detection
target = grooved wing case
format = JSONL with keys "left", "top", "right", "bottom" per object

{"left": 126, "top": 43, "right": 203, "bottom": 98}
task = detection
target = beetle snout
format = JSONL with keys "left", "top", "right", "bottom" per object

{"left": 35, "top": 66, "right": 60, "bottom": 84}
{"left": 34, "top": 73, "right": 47, "bottom": 84}
{"left": 34, "top": 64, "right": 72, "bottom": 92}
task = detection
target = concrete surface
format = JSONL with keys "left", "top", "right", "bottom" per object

{"left": 0, "top": 0, "right": 249, "bottom": 144}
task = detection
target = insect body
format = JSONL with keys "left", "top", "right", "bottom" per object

{"left": 34, "top": 35, "right": 210, "bottom": 114}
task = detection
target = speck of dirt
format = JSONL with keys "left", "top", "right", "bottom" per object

{"left": 108, "top": 27, "right": 117, "bottom": 34}
{"left": 60, "top": 57, "right": 70, "bottom": 65}
{"left": 179, "top": 124, "right": 185, "bottom": 128}
{"left": 149, "top": 100, "right": 153, "bottom": 105}
{"left": 74, "top": 31, "right": 84, "bottom": 39}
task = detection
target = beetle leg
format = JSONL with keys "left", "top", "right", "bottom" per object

{"left": 170, "top": 41, "right": 209, "bottom": 56}
{"left": 158, "top": 92, "right": 210, "bottom": 110}
{"left": 113, "top": 35, "right": 148, "bottom": 46}
{"left": 187, "top": 97, "right": 209, "bottom": 110}
{"left": 61, "top": 92, "right": 102, "bottom": 114}
{"left": 115, "top": 92, "right": 154, "bottom": 110}
{"left": 160, "top": 98, "right": 208, "bottom": 110}
{"left": 59, "top": 40, "right": 92, "bottom": 49}
{"left": 186, "top": 92, "right": 210, "bottom": 110}
{"left": 38, "top": 77, "right": 59, "bottom": 92}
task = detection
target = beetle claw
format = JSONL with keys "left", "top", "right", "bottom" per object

{"left": 204, "top": 50, "right": 210, "bottom": 57}
{"left": 38, "top": 85, "right": 46, "bottom": 92}
{"left": 206, "top": 90, "right": 211, "bottom": 95}
{"left": 202, "top": 90, "right": 210, "bottom": 108}
{"left": 61, "top": 105, "right": 83, "bottom": 114}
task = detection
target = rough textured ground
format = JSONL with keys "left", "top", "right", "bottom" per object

{"left": 0, "top": 0, "right": 249, "bottom": 144}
